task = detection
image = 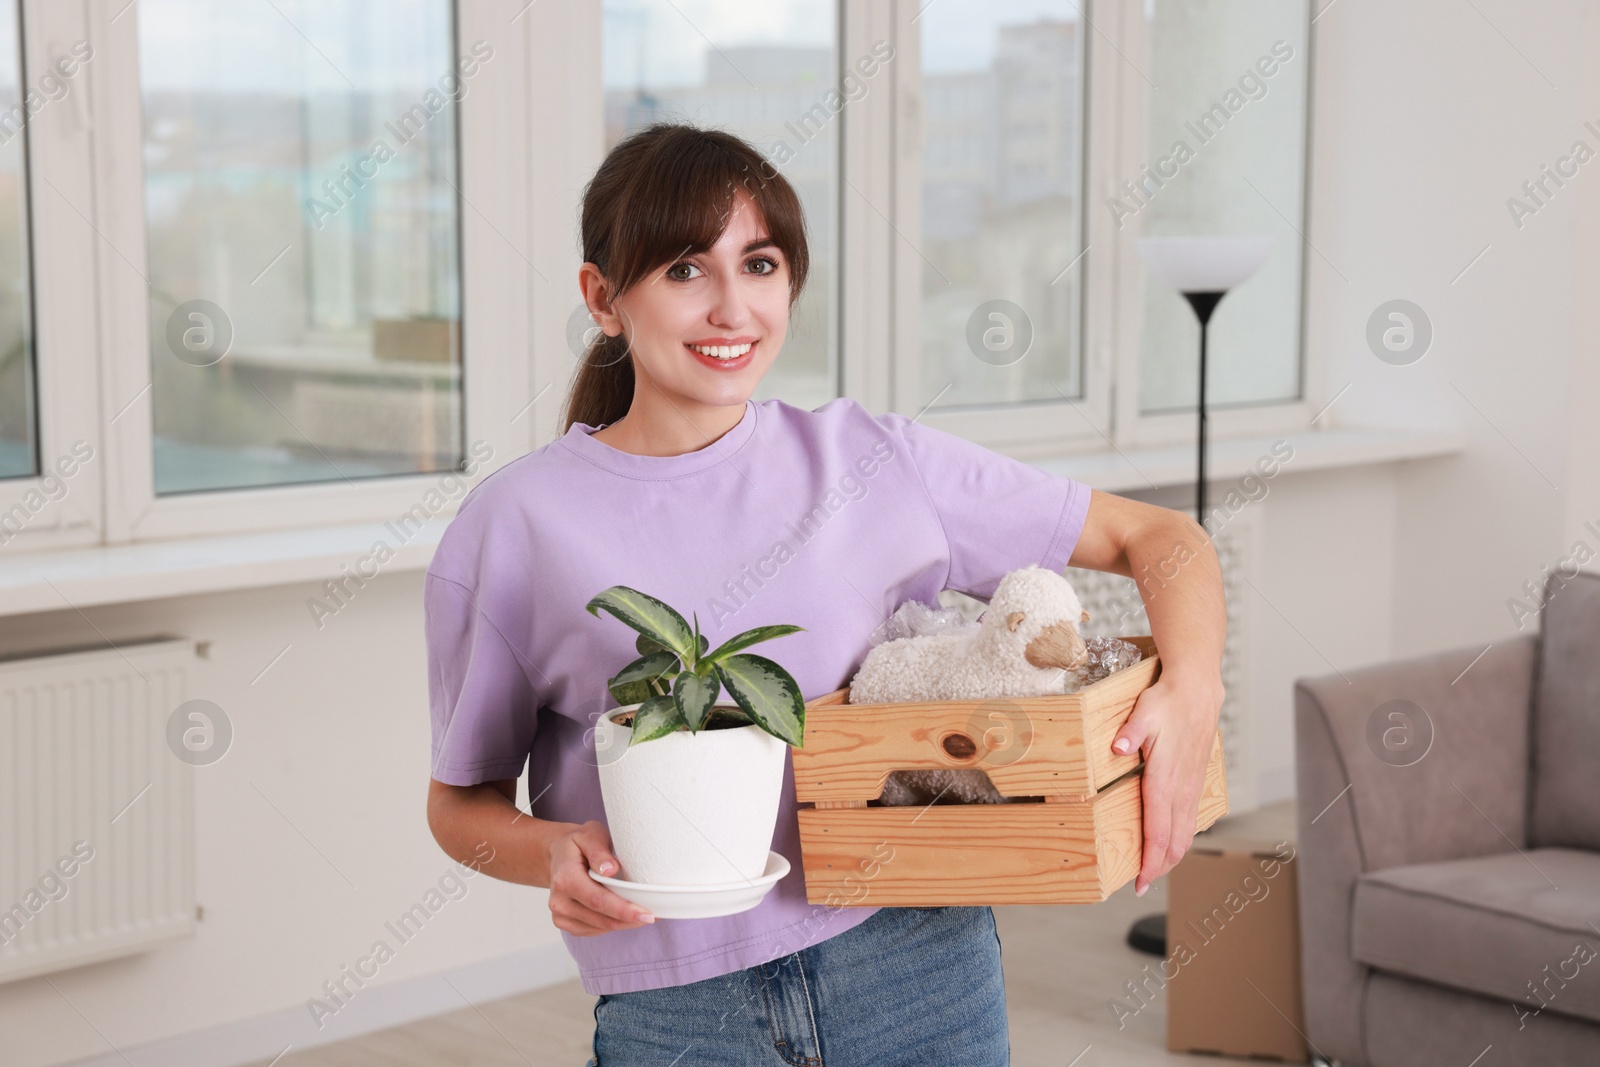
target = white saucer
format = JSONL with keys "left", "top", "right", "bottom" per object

{"left": 587, "top": 851, "right": 791, "bottom": 920}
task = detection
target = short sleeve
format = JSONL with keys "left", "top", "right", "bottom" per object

{"left": 424, "top": 571, "right": 538, "bottom": 786}
{"left": 878, "top": 412, "right": 1093, "bottom": 602}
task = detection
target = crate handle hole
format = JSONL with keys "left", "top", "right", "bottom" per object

{"left": 939, "top": 732, "right": 979, "bottom": 761}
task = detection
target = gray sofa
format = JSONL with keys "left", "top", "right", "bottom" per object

{"left": 1295, "top": 569, "right": 1600, "bottom": 1066}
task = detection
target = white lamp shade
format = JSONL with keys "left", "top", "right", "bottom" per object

{"left": 1135, "top": 235, "right": 1276, "bottom": 293}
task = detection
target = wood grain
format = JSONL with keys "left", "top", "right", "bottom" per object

{"left": 794, "top": 635, "right": 1159, "bottom": 803}
{"left": 794, "top": 722, "right": 1228, "bottom": 907}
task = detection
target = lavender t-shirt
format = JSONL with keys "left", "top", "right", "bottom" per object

{"left": 423, "top": 395, "right": 1092, "bottom": 995}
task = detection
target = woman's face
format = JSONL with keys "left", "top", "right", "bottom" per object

{"left": 594, "top": 190, "right": 790, "bottom": 410}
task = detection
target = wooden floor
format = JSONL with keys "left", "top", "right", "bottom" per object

{"left": 248, "top": 803, "right": 1296, "bottom": 1066}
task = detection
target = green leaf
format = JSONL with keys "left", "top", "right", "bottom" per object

{"left": 672, "top": 670, "right": 721, "bottom": 732}
{"left": 707, "top": 704, "right": 754, "bottom": 727}
{"left": 606, "top": 650, "right": 681, "bottom": 707}
{"left": 628, "top": 695, "right": 685, "bottom": 745}
{"left": 704, "top": 624, "right": 806, "bottom": 664}
{"left": 636, "top": 633, "right": 669, "bottom": 657}
{"left": 713, "top": 653, "right": 806, "bottom": 747}
{"left": 586, "top": 586, "right": 695, "bottom": 662}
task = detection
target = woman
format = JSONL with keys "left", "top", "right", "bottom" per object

{"left": 424, "top": 123, "right": 1225, "bottom": 1065}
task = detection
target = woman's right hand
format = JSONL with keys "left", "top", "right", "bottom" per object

{"left": 547, "top": 820, "right": 657, "bottom": 936}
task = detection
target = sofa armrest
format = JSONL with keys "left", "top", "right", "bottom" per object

{"left": 1294, "top": 634, "right": 1537, "bottom": 1066}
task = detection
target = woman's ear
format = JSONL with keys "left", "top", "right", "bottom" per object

{"left": 577, "top": 262, "right": 626, "bottom": 337}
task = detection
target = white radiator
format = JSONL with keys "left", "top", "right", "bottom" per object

{"left": 0, "top": 637, "right": 197, "bottom": 984}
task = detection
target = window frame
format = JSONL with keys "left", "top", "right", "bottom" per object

{"left": 86, "top": 0, "right": 531, "bottom": 545}
{"left": 1105, "top": 0, "right": 1319, "bottom": 451}
{"left": 0, "top": 0, "right": 104, "bottom": 551}
{"left": 3, "top": 0, "right": 1322, "bottom": 560}
{"left": 889, "top": 0, "right": 1320, "bottom": 456}
{"left": 889, "top": 0, "right": 1116, "bottom": 456}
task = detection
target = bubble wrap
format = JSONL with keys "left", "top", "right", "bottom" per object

{"left": 1060, "top": 635, "right": 1145, "bottom": 692}
{"left": 865, "top": 599, "right": 978, "bottom": 649}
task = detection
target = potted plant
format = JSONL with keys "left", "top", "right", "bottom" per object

{"left": 585, "top": 585, "right": 807, "bottom": 887}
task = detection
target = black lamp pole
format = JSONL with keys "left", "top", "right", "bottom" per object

{"left": 1182, "top": 290, "right": 1226, "bottom": 527}
{"left": 1125, "top": 288, "right": 1227, "bottom": 961}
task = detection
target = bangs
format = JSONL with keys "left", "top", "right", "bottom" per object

{"left": 600, "top": 127, "right": 808, "bottom": 302}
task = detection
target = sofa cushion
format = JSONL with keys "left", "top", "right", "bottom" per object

{"left": 1531, "top": 569, "right": 1600, "bottom": 850}
{"left": 1352, "top": 848, "right": 1600, "bottom": 1026}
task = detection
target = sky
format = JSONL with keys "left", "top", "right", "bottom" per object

{"left": 601, "top": 0, "right": 1081, "bottom": 88}
{"left": 129, "top": 0, "right": 1084, "bottom": 96}
{"left": 137, "top": 0, "right": 454, "bottom": 94}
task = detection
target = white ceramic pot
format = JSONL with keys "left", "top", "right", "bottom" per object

{"left": 593, "top": 703, "right": 788, "bottom": 886}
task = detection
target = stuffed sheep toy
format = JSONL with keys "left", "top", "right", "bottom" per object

{"left": 848, "top": 565, "right": 1095, "bottom": 806}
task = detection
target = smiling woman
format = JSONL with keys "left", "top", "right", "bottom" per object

{"left": 563, "top": 123, "right": 811, "bottom": 458}
{"left": 423, "top": 121, "right": 1227, "bottom": 1067}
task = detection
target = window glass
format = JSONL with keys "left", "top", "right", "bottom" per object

{"left": 140, "top": 0, "right": 466, "bottom": 494}
{"left": 919, "top": 1, "right": 1086, "bottom": 410}
{"left": 602, "top": 0, "right": 839, "bottom": 410}
{"left": 0, "top": 0, "right": 37, "bottom": 481}
{"left": 1136, "top": 0, "right": 1310, "bottom": 413}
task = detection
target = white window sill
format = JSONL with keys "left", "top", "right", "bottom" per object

{"left": 1044, "top": 421, "right": 1467, "bottom": 493}
{"left": 0, "top": 422, "right": 1466, "bottom": 619}
{"left": 0, "top": 519, "right": 446, "bottom": 620}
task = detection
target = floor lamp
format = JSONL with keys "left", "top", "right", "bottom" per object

{"left": 1122, "top": 235, "right": 1274, "bottom": 956}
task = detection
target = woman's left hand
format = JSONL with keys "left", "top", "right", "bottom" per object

{"left": 1110, "top": 670, "right": 1225, "bottom": 896}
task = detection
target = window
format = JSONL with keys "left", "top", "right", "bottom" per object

{"left": 917, "top": 1, "right": 1087, "bottom": 412}
{"left": 137, "top": 0, "right": 466, "bottom": 494}
{"left": 0, "top": 0, "right": 36, "bottom": 482}
{"left": 601, "top": 0, "right": 840, "bottom": 411}
{"left": 0, "top": 0, "right": 1314, "bottom": 557}
{"left": 1135, "top": 0, "right": 1310, "bottom": 415}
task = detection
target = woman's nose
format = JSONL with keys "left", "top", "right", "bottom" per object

{"left": 707, "top": 277, "right": 751, "bottom": 328}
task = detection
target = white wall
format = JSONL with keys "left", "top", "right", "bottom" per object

{"left": 1307, "top": 0, "right": 1598, "bottom": 652}
{"left": 0, "top": 574, "right": 573, "bottom": 1067}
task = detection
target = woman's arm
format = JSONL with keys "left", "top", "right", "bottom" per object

{"left": 1067, "top": 489, "right": 1227, "bottom": 897}
{"left": 427, "top": 778, "right": 657, "bottom": 934}
{"left": 427, "top": 778, "right": 568, "bottom": 887}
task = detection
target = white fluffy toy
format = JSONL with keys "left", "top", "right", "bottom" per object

{"left": 849, "top": 564, "right": 1091, "bottom": 705}
{"left": 848, "top": 564, "right": 1106, "bottom": 807}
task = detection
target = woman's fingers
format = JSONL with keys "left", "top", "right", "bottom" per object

{"left": 1120, "top": 675, "right": 1221, "bottom": 896}
{"left": 1136, "top": 766, "right": 1172, "bottom": 896}
{"left": 554, "top": 890, "right": 652, "bottom": 936}
{"left": 571, "top": 820, "right": 623, "bottom": 878}
{"left": 1111, "top": 687, "right": 1161, "bottom": 758}
{"left": 547, "top": 823, "right": 655, "bottom": 936}
{"left": 578, "top": 877, "right": 655, "bottom": 926}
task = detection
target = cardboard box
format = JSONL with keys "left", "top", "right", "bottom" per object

{"left": 1165, "top": 842, "right": 1308, "bottom": 1062}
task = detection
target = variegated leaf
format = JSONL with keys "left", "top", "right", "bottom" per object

{"left": 704, "top": 623, "right": 806, "bottom": 665}
{"left": 628, "top": 695, "right": 684, "bottom": 746}
{"left": 606, "top": 650, "right": 681, "bottom": 707}
{"left": 586, "top": 586, "right": 695, "bottom": 661}
{"left": 673, "top": 670, "right": 721, "bottom": 732}
{"left": 714, "top": 653, "right": 805, "bottom": 747}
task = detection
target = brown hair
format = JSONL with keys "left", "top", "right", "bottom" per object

{"left": 560, "top": 122, "right": 811, "bottom": 434}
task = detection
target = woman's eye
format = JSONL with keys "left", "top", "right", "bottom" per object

{"left": 666, "top": 262, "right": 701, "bottom": 281}
{"left": 749, "top": 255, "right": 779, "bottom": 275}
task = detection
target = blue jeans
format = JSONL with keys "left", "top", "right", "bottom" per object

{"left": 585, "top": 904, "right": 1009, "bottom": 1066}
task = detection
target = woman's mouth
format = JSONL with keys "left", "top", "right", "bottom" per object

{"left": 685, "top": 339, "right": 757, "bottom": 370}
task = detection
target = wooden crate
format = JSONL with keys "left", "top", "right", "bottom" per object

{"left": 792, "top": 635, "right": 1229, "bottom": 906}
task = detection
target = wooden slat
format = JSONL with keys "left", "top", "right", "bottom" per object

{"left": 793, "top": 722, "right": 1229, "bottom": 907}
{"left": 793, "top": 635, "right": 1160, "bottom": 804}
